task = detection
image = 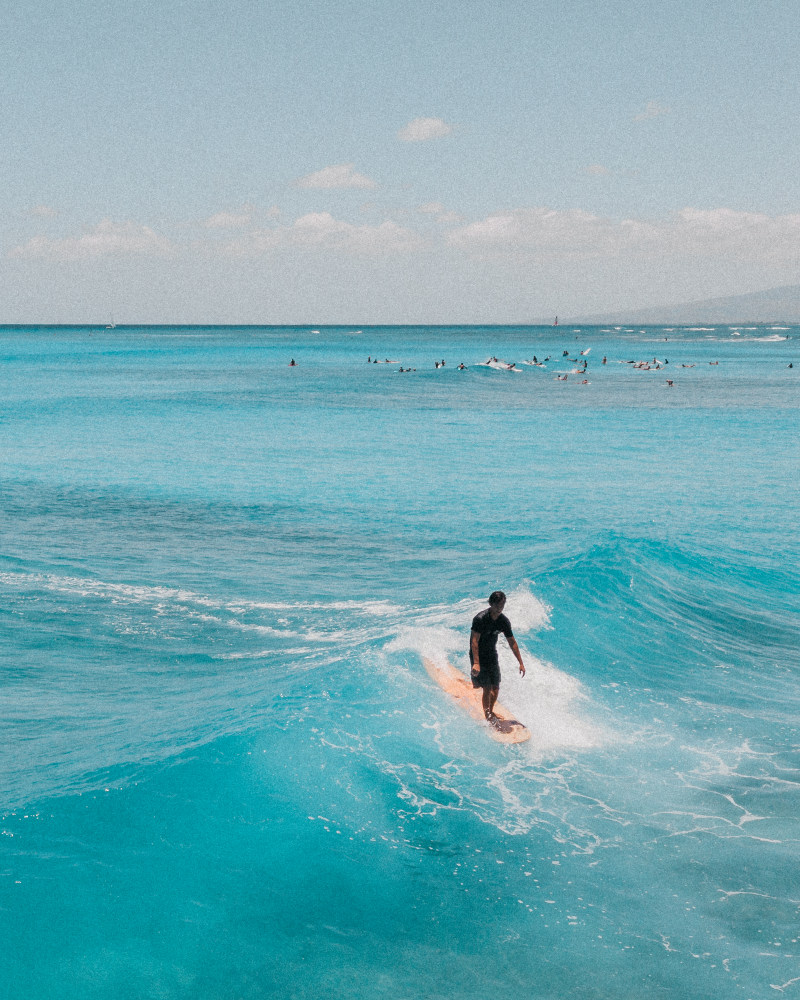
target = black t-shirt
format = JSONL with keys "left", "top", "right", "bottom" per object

{"left": 469, "top": 608, "right": 513, "bottom": 665}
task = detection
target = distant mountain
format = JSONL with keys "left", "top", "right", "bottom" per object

{"left": 574, "top": 284, "right": 800, "bottom": 325}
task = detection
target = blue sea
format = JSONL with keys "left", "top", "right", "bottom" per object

{"left": 1, "top": 323, "right": 798, "bottom": 999}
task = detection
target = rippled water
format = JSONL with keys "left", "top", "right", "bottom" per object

{"left": 1, "top": 325, "right": 798, "bottom": 999}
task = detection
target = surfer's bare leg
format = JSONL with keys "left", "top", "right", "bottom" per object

{"left": 483, "top": 686, "right": 499, "bottom": 720}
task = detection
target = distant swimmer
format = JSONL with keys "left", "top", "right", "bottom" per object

{"left": 458, "top": 363, "right": 467, "bottom": 370}
{"left": 602, "top": 356, "right": 607, "bottom": 364}
{"left": 666, "top": 379, "right": 674, "bottom": 386}
{"left": 556, "top": 374, "right": 568, "bottom": 381}
{"left": 470, "top": 591, "right": 525, "bottom": 722}
{"left": 788, "top": 362, "right": 793, "bottom": 368}
{"left": 289, "top": 359, "right": 297, "bottom": 366}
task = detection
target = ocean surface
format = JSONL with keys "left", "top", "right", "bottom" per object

{"left": 1, "top": 323, "right": 798, "bottom": 1000}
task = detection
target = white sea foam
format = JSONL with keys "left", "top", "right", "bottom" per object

{"left": 215, "top": 647, "right": 319, "bottom": 660}
{"left": 386, "top": 613, "right": 606, "bottom": 757}
{"left": 0, "top": 570, "right": 403, "bottom": 617}
{"left": 421, "top": 585, "right": 552, "bottom": 634}
{"left": 224, "top": 621, "right": 305, "bottom": 637}
{"left": 499, "top": 651, "right": 608, "bottom": 753}
{"left": 503, "top": 584, "right": 552, "bottom": 632}
{"left": 385, "top": 585, "right": 551, "bottom": 654}
{"left": 0, "top": 570, "right": 203, "bottom": 606}
{"left": 385, "top": 625, "right": 464, "bottom": 659}
{"left": 229, "top": 598, "right": 404, "bottom": 615}
{"left": 704, "top": 333, "right": 788, "bottom": 341}
{"left": 732, "top": 334, "right": 786, "bottom": 342}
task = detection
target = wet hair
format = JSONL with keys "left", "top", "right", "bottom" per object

{"left": 488, "top": 590, "right": 506, "bottom": 607}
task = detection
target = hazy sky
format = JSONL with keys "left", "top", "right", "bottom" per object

{"left": 2, "top": 0, "right": 798, "bottom": 322}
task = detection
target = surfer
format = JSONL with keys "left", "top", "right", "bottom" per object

{"left": 470, "top": 591, "right": 525, "bottom": 722}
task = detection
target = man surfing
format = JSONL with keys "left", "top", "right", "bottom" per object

{"left": 470, "top": 591, "right": 526, "bottom": 722}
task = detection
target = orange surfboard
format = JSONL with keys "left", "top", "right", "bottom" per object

{"left": 423, "top": 657, "right": 531, "bottom": 744}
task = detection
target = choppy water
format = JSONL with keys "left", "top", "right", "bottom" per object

{"left": 1, "top": 324, "right": 798, "bottom": 999}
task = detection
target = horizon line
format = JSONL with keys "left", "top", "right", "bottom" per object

{"left": 1, "top": 319, "right": 797, "bottom": 330}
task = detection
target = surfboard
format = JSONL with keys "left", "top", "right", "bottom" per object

{"left": 422, "top": 657, "right": 531, "bottom": 744}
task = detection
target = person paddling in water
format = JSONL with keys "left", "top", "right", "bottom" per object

{"left": 470, "top": 591, "right": 525, "bottom": 722}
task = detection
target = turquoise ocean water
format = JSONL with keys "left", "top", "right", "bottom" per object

{"left": 1, "top": 324, "right": 798, "bottom": 999}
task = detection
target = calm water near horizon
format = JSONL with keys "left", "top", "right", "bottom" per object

{"left": 1, "top": 324, "right": 798, "bottom": 999}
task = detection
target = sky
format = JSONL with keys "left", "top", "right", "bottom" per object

{"left": 2, "top": 0, "right": 799, "bottom": 323}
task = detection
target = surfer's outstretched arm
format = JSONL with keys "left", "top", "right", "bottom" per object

{"left": 507, "top": 636, "right": 526, "bottom": 677}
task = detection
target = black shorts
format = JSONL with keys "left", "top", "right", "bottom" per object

{"left": 471, "top": 659, "right": 501, "bottom": 689}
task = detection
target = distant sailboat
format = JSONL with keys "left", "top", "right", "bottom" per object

{"left": 106, "top": 314, "right": 116, "bottom": 329}
{"left": 553, "top": 315, "right": 558, "bottom": 326}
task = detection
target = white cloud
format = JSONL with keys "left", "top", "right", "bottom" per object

{"left": 667, "top": 207, "right": 800, "bottom": 257}
{"left": 416, "top": 202, "right": 463, "bottom": 225}
{"left": 8, "top": 219, "right": 173, "bottom": 261}
{"left": 294, "top": 163, "right": 378, "bottom": 189}
{"left": 634, "top": 100, "right": 671, "bottom": 122}
{"left": 417, "top": 202, "right": 446, "bottom": 214}
{"left": 584, "top": 164, "right": 611, "bottom": 176}
{"left": 446, "top": 206, "right": 800, "bottom": 266}
{"left": 204, "top": 210, "right": 252, "bottom": 229}
{"left": 13, "top": 206, "right": 795, "bottom": 283}
{"left": 30, "top": 204, "right": 59, "bottom": 218}
{"left": 223, "top": 212, "right": 423, "bottom": 256}
{"left": 448, "top": 208, "right": 617, "bottom": 255}
{"left": 397, "top": 117, "right": 454, "bottom": 142}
